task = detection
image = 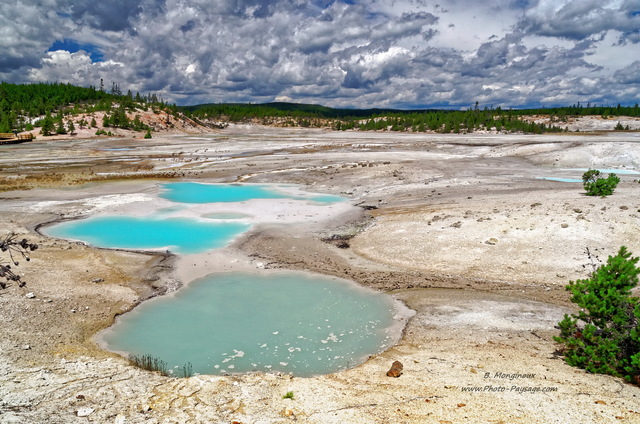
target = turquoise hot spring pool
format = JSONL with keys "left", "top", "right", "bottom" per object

{"left": 44, "top": 182, "right": 399, "bottom": 377}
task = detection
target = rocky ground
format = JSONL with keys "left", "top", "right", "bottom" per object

{"left": 1, "top": 124, "right": 640, "bottom": 423}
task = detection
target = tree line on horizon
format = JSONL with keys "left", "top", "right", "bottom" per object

{"left": 1, "top": 82, "right": 639, "bottom": 135}
{"left": 180, "top": 100, "right": 640, "bottom": 134}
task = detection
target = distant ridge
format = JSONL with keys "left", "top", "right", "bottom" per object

{"left": 180, "top": 101, "right": 443, "bottom": 118}
{"left": 179, "top": 100, "right": 640, "bottom": 134}
{"left": 179, "top": 100, "right": 640, "bottom": 119}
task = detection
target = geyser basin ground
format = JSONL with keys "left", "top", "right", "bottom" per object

{"left": 4, "top": 128, "right": 640, "bottom": 423}
{"left": 101, "top": 271, "right": 400, "bottom": 377}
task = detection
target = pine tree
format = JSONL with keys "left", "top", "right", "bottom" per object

{"left": 555, "top": 247, "right": 640, "bottom": 383}
{"left": 582, "top": 170, "right": 620, "bottom": 197}
{"left": 133, "top": 115, "right": 145, "bottom": 131}
{"left": 55, "top": 115, "right": 66, "bottom": 134}
{"left": 0, "top": 115, "right": 10, "bottom": 133}
{"left": 40, "top": 113, "right": 53, "bottom": 136}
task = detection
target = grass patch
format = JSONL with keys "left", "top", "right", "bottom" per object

{"left": 177, "top": 362, "right": 194, "bottom": 378}
{"left": 129, "top": 353, "right": 169, "bottom": 376}
{"left": 128, "top": 354, "right": 194, "bottom": 378}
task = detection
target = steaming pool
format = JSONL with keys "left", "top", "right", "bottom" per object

{"left": 45, "top": 182, "right": 402, "bottom": 377}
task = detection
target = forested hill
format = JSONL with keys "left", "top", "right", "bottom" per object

{"left": 0, "top": 82, "right": 168, "bottom": 133}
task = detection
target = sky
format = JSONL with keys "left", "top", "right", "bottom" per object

{"left": 1, "top": 0, "right": 639, "bottom": 109}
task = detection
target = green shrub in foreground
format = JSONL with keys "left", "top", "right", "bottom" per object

{"left": 582, "top": 169, "right": 620, "bottom": 197}
{"left": 555, "top": 247, "right": 640, "bottom": 384}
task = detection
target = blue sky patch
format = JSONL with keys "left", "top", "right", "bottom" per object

{"left": 314, "top": 0, "right": 356, "bottom": 7}
{"left": 48, "top": 39, "right": 104, "bottom": 62}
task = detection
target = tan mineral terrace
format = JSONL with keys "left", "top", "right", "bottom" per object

{"left": 1, "top": 124, "right": 640, "bottom": 423}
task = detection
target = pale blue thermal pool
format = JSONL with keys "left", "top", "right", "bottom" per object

{"left": 103, "top": 272, "right": 397, "bottom": 377}
{"left": 563, "top": 168, "right": 640, "bottom": 175}
{"left": 46, "top": 216, "right": 249, "bottom": 254}
{"left": 535, "top": 177, "right": 583, "bottom": 183}
{"left": 160, "top": 182, "right": 344, "bottom": 204}
{"left": 537, "top": 168, "right": 640, "bottom": 183}
{"left": 45, "top": 182, "right": 345, "bottom": 253}
{"left": 46, "top": 182, "right": 399, "bottom": 377}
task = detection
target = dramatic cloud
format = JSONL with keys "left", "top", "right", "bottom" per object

{"left": 1, "top": 0, "right": 639, "bottom": 108}
{"left": 519, "top": 0, "right": 640, "bottom": 43}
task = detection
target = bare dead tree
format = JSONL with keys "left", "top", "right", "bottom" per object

{"left": 0, "top": 233, "right": 38, "bottom": 289}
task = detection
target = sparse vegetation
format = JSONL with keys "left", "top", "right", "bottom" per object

{"left": 283, "top": 391, "right": 295, "bottom": 399}
{"left": 128, "top": 353, "right": 195, "bottom": 378}
{"left": 582, "top": 169, "right": 620, "bottom": 197}
{"left": 0, "top": 233, "right": 38, "bottom": 289}
{"left": 129, "top": 354, "right": 169, "bottom": 375}
{"left": 177, "top": 362, "right": 194, "bottom": 378}
{"left": 555, "top": 247, "right": 640, "bottom": 384}
{"left": 613, "top": 121, "right": 630, "bottom": 131}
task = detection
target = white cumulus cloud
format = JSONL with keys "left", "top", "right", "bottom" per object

{"left": 0, "top": 0, "right": 638, "bottom": 108}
